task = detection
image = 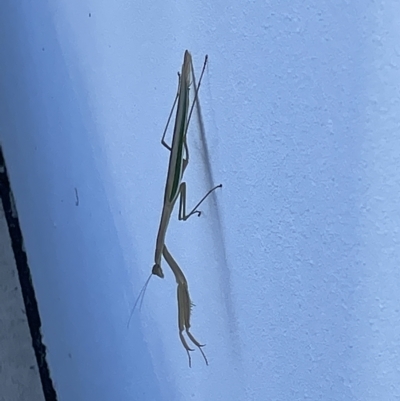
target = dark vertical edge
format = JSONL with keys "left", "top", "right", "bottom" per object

{"left": 0, "top": 147, "right": 58, "bottom": 401}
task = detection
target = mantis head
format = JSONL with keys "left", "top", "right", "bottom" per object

{"left": 152, "top": 263, "right": 164, "bottom": 278}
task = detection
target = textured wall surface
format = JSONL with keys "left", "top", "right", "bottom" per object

{"left": 1, "top": 1, "right": 400, "bottom": 400}
{"left": 0, "top": 200, "right": 45, "bottom": 401}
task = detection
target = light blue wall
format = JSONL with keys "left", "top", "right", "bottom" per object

{"left": 1, "top": 1, "right": 400, "bottom": 400}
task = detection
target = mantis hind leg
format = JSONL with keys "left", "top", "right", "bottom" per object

{"left": 161, "top": 72, "right": 181, "bottom": 150}
{"left": 186, "top": 55, "right": 208, "bottom": 131}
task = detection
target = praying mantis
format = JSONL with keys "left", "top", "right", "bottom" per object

{"left": 129, "top": 50, "right": 221, "bottom": 367}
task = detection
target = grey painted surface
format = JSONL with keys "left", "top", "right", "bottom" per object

{"left": 0, "top": 204, "right": 44, "bottom": 401}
